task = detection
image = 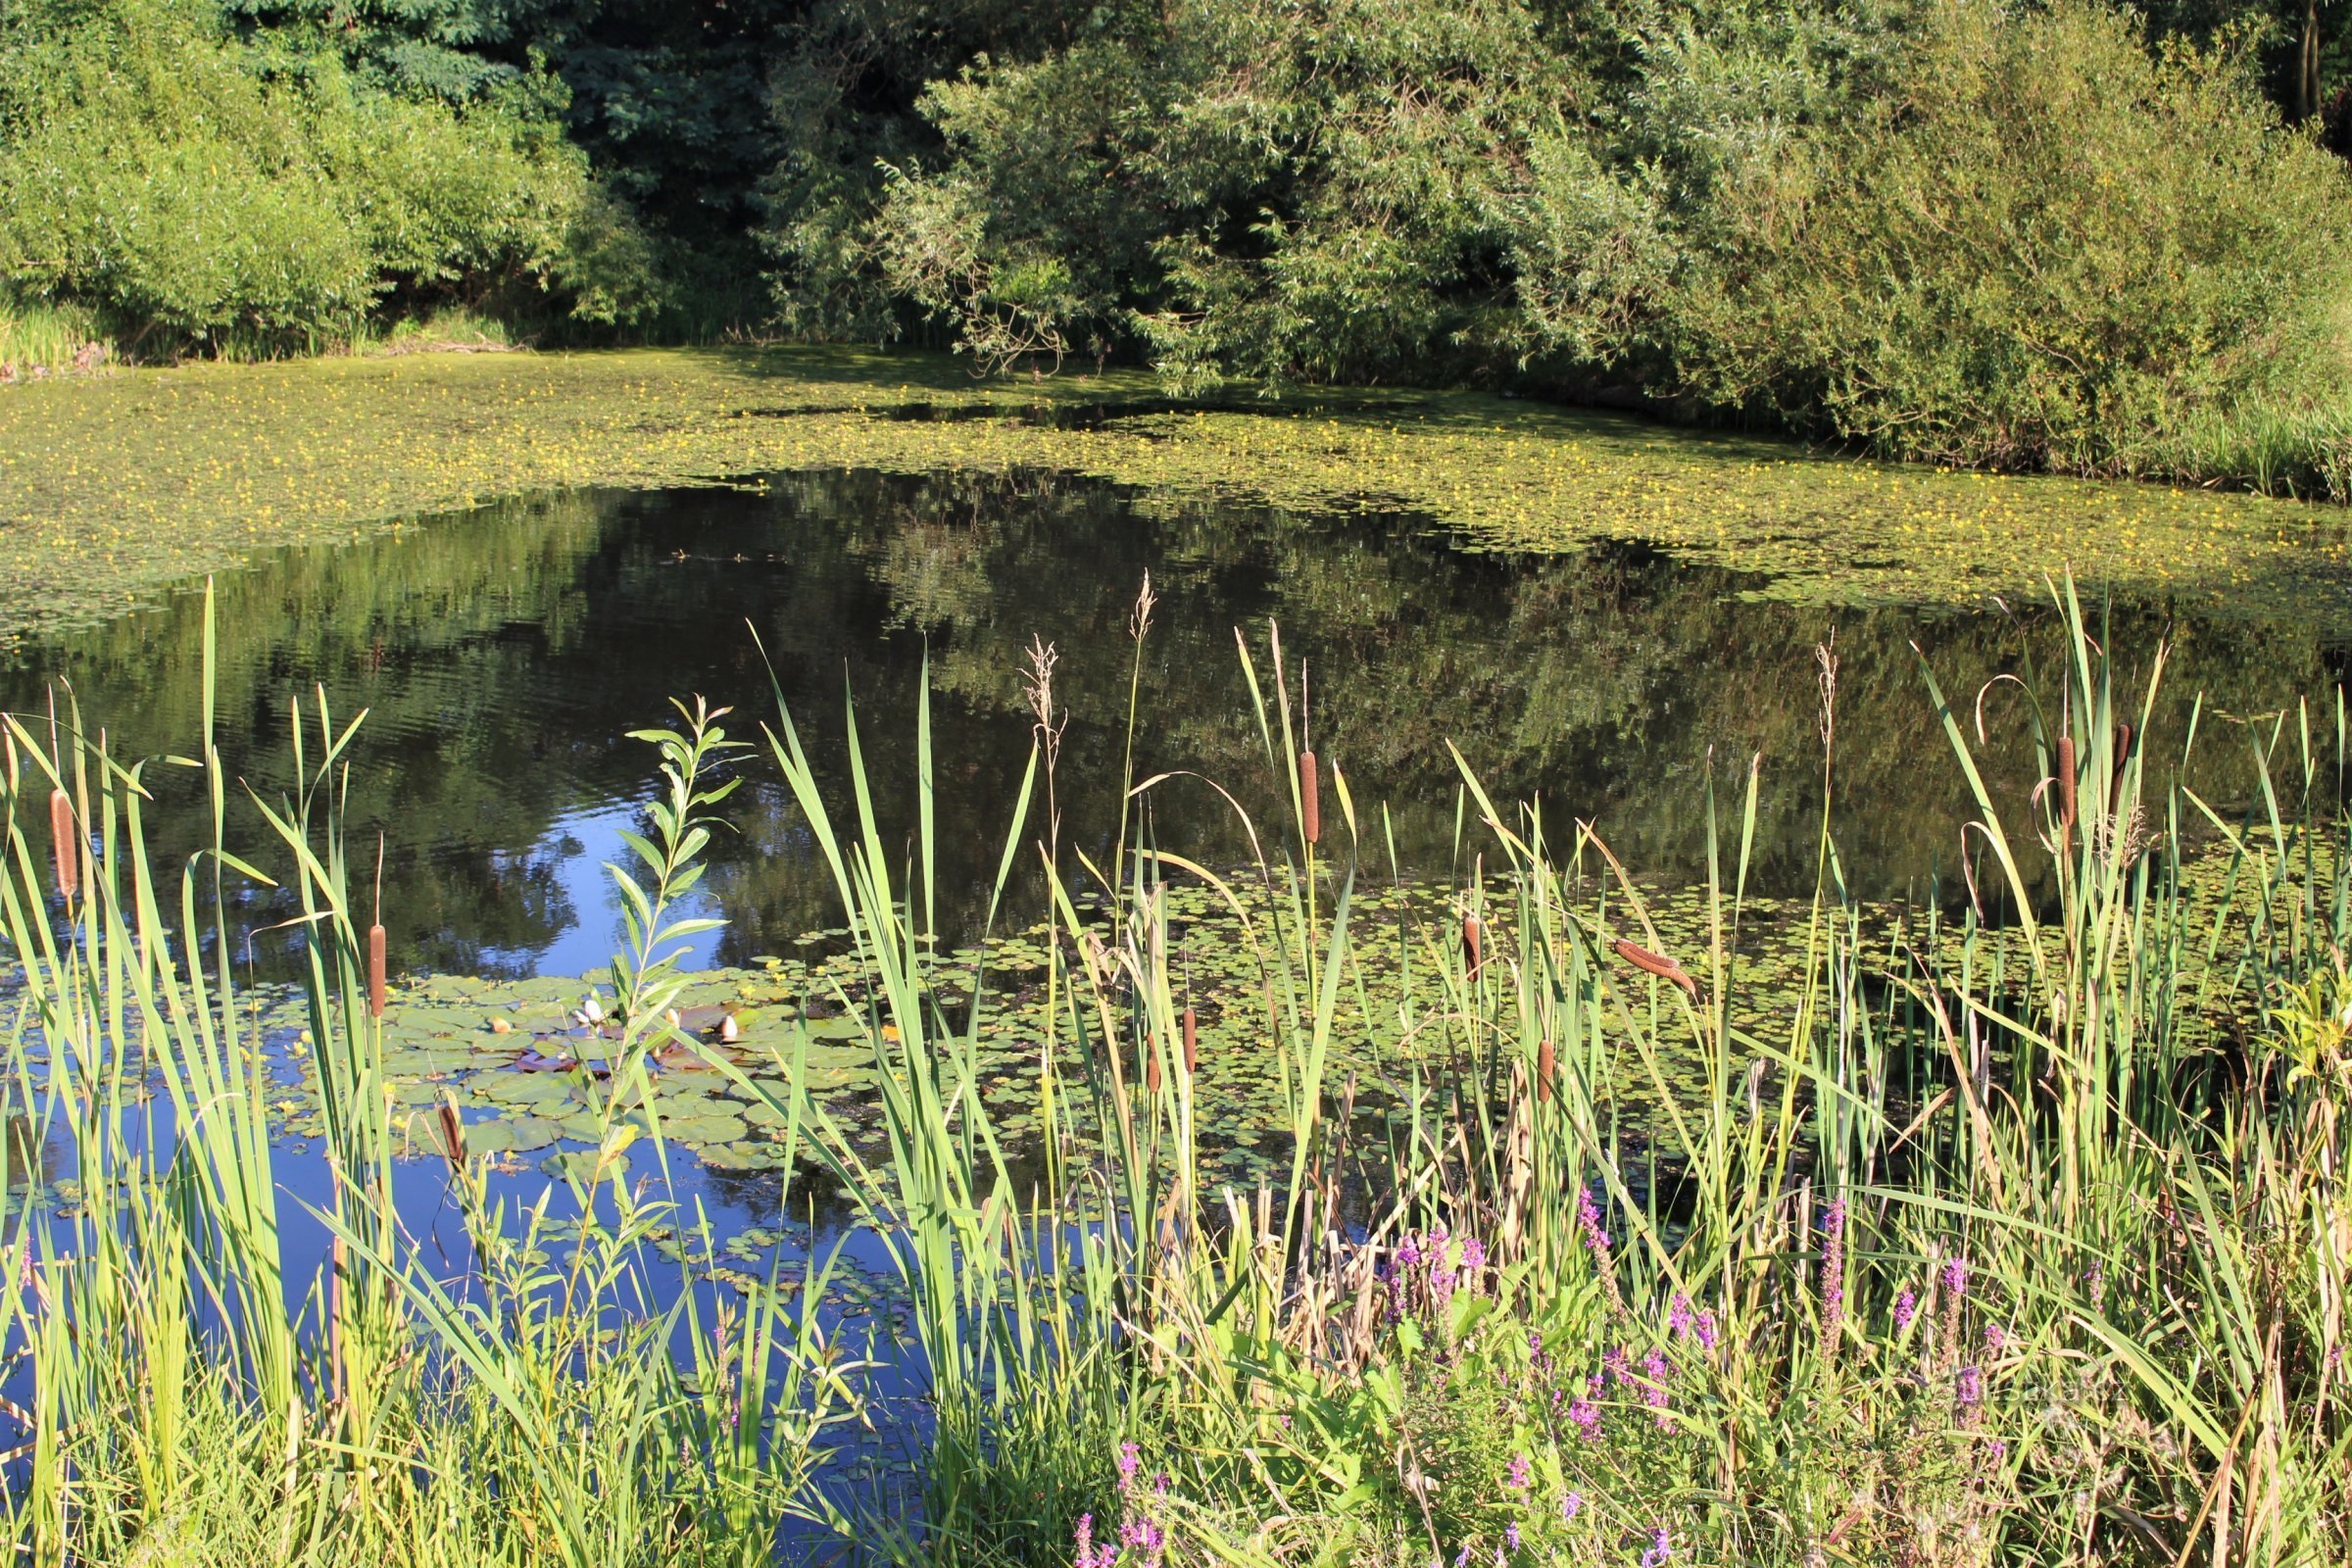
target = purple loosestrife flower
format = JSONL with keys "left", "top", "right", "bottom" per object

{"left": 1454, "top": 1545, "right": 1473, "bottom": 1568}
{"left": 1561, "top": 1492, "right": 1584, "bottom": 1524}
{"left": 1639, "top": 1527, "right": 1672, "bottom": 1568}
{"left": 1566, "top": 1394, "right": 1601, "bottom": 1440}
{"left": 1462, "top": 1237, "right": 1489, "bottom": 1271}
{"left": 1642, "top": 1348, "right": 1675, "bottom": 1429}
{"left": 1984, "top": 1324, "right": 2005, "bottom": 1353}
{"left": 1505, "top": 1524, "right": 1521, "bottom": 1550}
{"left": 1894, "top": 1288, "right": 1919, "bottom": 1331}
{"left": 1577, "top": 1187, "right": 1609, "bottom": 1253}
{"left": 1956, "top": 1364, "right": 1984, "bottom": 1408}
{"left": 1071, "top": 1514, "right": 1117, "bottom": 1568}
{"left": 1117, "top": 1442, "right": 1141, "bottom": 1493}
{"left": 1669, "top": 1294, "right": 1693, "bottom": 1341}
{"left": 1943, "top": 1256, "right": 1970, "bottom": 1299}
{"left": 1694, "top": 1309, "right": 1718, "bottom": 1350}
{"left": 2085, "top": 1263, "right": 2106, "bottom": 1312}
{"left": 1506, "top": 1454, "right": 1533, "bottom": 1492}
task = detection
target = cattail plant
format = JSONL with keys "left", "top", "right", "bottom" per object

{"left": 47, "top": 786, "right": 74, "bottom": 902}
{"left": 2055, "top": 731, "right": 2078, "bottom": 855}
{"left": 1612, "top": 936, "right": 1696, "bottom": 999}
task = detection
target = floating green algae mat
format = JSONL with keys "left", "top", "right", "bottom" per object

{"left": 3, "top": 346, "right": 2348, "bottom": 645}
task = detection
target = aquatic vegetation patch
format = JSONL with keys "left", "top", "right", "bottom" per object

{"left": 2, "top": 347, "right": 2347, "bottom": 648}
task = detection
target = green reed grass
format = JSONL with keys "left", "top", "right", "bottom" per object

{"left": 4, "top": 572, "right": 2348, "bottom": 1565}
{"left": 0, "top": 587, "right": 854, "bottom": 1564}
{"left": 709, "top": 576, "right": 2349, "bottom": 1565}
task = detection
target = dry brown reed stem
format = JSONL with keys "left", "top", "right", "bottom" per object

{"left": 368, "top": 923, "right": 387, "bottom": 1020}
{"left": 47, "top": 788, "right": 74, "bottom": 902}
{"left": 1613, "top": 937, "right": 1697, "bottom": 999}
{"left": 1298, "top": 751, "right": 1320, "bottom": 845}
{"left": 1182, "top": 1004, "right": 1198, "bottom": 1074}
{"left": 2057, "top": 733, "right": 2079, "bottom": 854}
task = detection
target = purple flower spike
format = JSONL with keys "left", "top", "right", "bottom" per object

{"left": 1956, "top": 1364, "right": 1984, "bottom": 1407}
{"left": 1561, "top": 1491, "right": 1583, "bottom": 1523}
{"left": 1669, "top": 1293, "right": 1693, "bottom": 1340}
{"left": 1505, "top": 1523, "right": 1521, "bottom": 1550}
{"left": 1943, "top": 1256, "right": 1970, "bottom": 1299}
{"left": 1639, "top": 1527, "right": 1672, "bottom": 1568}
{"left": 1505, "top": 1453, "right": 1533, "bottom": 1491}
{"left": 1576, "top": 1187, "right": 1609, "bottom": 1253}
{"left": 1462, "top": 1237, "right": 1489, "bottom": 1271}
{"left": 1894, "top": 1288, "right": 1918, "bottom": 1331}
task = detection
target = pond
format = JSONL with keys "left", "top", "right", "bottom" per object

{"left": 6, "top": 424, "right": 2352, "bottom": 1547}
{"left": 5, "top": 464, "right": 2344, "bottom": 981}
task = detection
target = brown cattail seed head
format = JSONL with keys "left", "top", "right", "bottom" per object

{"left": 1463, "top": 913, "right": 1483, "bottom": 976}
{"left": 2111, "top": 722, "right": 2133, "bottom": 814}
{"left": 1298, "top": 751, "right": 1320, "bottom": 845}
{"left": 1612, "top": 937, "right": 1698, "bottom": 999}
{"left": 1538, "top": 1038, "right": 1555, "bottom": 1102}
{"left": 1146, "top": 1037, "right": 1161, "bottom": 1095}
{"left": 1183, "top": 1005, "right": 1199, "bottom": 1074}
{"left": 368, "top": 923, "right": 388, "bottom": 1019}
{"left": 48, "top": 788, "right": 76, "bottom": 902}
{"left": 436, "top": 1099, "right": 466, "bottom": 1168}
{"left": 2056, "top": 734, "right": 2078, "bottom": 847}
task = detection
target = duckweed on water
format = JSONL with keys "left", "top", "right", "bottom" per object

{"left": 3, "top": 346, "right": 2349, "bottom": 645}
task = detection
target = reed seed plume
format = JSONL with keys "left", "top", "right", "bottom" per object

{"left": 1129, "top": 570, "right": 1156, "bottom": 643}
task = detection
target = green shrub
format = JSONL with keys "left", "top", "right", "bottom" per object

{"left": 1651, "top": 0, "right": 2352, "bottom": 476}
{"left": 0, "top": 0, "right": 591, "bottom": 354}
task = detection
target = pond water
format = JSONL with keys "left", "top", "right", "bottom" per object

{"left": 4, "top": 466, "right": 2344, "bottom": 981}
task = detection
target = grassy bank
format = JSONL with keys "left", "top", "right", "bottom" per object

{"left": 4, "top": 583, "right": 2349, "bottom": 1562}
{"left": 3, "top": 347, "right": 2349, "bottom": 653}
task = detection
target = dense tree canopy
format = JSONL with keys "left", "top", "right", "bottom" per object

{"left": 2, "top": 0, "right": 2348, "bottom": 478}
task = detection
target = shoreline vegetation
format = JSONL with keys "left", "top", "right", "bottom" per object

{"left": 3, "top": 587, "right": 2350, "bottom": 1563}
{"left": 4, "top": 0, "right": 2351, "bottom": 498}
{"left": 3, "top": 347, "right": 2351, "bottom": 652}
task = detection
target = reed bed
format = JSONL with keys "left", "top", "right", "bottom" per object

{"left": 2, "top": 577, "right": 2347, "bottom": 1566}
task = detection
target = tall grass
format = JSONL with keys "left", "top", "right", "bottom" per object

{"left": 714, "top": 577, "right": 2349, "bottom": 1564}
{"left": 0, "top": 589, "right": 854, "bottom": 1563}
{"left": 3, "top": 575, "right": 2347, "bottom": 1564}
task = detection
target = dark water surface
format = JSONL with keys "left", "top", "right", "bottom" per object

{"left": 5, "top": 466, "right": 2346, "bottom": 979}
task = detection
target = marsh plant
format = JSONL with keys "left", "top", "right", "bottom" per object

{"left": 713, "top": 577, "right": 2350, "bottom": 1565}
{"left": 0, "top": 592, "right": 857, "bottom": 1564}
{"left": 4, "top": 572, "right": 2350, "bottom": 1567}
